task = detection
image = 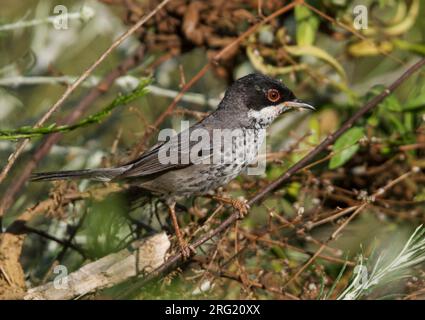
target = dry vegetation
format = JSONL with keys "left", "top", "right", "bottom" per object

{"left": 0, "top": 0, "right": 424, "bottom": 300}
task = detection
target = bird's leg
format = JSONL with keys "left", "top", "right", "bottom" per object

{"left": 208, "top": 195, "right": 250, "bottom": 219}
{"left": 167, "top": 201, "right": 195, "bottom": 259}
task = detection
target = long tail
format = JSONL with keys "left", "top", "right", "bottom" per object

{"left": 30, "top": 167, "right": 128, "bottom": 182}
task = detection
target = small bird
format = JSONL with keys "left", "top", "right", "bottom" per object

{"left": 31, "top": 73, "right": 314, "bottom": 258}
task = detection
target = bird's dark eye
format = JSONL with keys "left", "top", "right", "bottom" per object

{"left": 267, "top": 89, "right": 280, "bottom": 103}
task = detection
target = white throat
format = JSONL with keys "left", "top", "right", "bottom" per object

{"left": 247, "top": 105, "right": 281, "bottom": 128}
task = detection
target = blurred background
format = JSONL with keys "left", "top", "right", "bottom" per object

{"left": 0, "top": 0, "right": 424, "bottom": 299}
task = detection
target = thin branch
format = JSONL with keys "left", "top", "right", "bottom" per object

{"left": 129, "top": 0, "right": 301, "bottom": 157}
{"left": 0, "top": 80, "right": 151, "bottom": 140}
{"left": 249, "top": 58, "right": 425, "bottom": 205}
{"left": 22, "top": 225, "right": 86, "bottom": 258}
{"left": 0, "top": 0, "right": 171, "bottom": 190}
{"left": 0, "top": 76, "right": 221, "bottom": 108}
{"left": 0, "top": 6, "right": 95, "bottom": 31}
{"left": 0, "top": 184, "right": 123, "bottom": 289}
{"left": 18, "top": 49, "right": 425, "bottom": 303}
{"left": 0, "top": 45, "right": 146, "bottom": 219}
{"left": 284, "top": 166, "right": 418, "bottom": 288}
{"left": 132, "top": 57, "right": 425, "bottom": 290}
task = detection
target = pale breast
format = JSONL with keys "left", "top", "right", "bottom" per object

{"left": 139, "top": 127, "right": 266, "bottom": 198}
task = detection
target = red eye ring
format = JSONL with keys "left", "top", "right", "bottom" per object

{"left": 267, "top": 89, "right": 280, "bottom": 103}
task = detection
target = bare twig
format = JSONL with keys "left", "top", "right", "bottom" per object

{"left": 0, "top": 76, "right": 221, "bottom": 108}
{"left": 284, "top": 167, "right": 418, "bottom": 287}
{"left": 129, "top": 0, "right": 301, "bottom": 157}
{"left": 132, "top": 57, "right": 425, "bottom": 290}
{"left": 283, "top": 203, "right": 366, "bottom": 288}
{"left": 0, "top": 184, "right": 122, "bottom": 292}
{"left": 0, "top": 45, "right": 146, "bottom": 219}
{"left": 16, "top": 57, "right": 424, "bottom": 299}
{"left": 255, "top": 64, "right": 425, "bottom": 202}
{"left": 0, "top": 0, "right": 170, "bottom": 192}
{"left": 22, "top": 225, "right": 86, "bottom": 258}
{"left": 0, "top": 6, "right": 95, "bottom": 32}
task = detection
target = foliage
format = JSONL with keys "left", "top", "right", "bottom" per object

{"left": 0, "top": 0, "right": 424, "bottom": 300}
{"left": 338, "top": 225, "right": 425, "bottom": 300}
{"left": 0, "top": 78, "right": 151, "bottom": 140}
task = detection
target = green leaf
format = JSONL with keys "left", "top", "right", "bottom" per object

{"left": 0, "top": 78, "right": 151, "bottom": 140}
{"left": 329, "top": 127, "right": 365, "bottom": 169}
{"left": 386, "top": 112, "right": 407, "bottom": 135}
{"left": 271, "top": 246, "right": 286, "bottom": 259}
{"left": 393, "top": 39, "right": 425, "bottom": 55}
{"left": 270, "top": 260, "right": 284, "bottom": 272}
{"left": 380, "top": 94, "right": 402, "bottom": 112}
{"left": 367, "top": 114, "right": 379, "bottom": 127}
{"left": 287, "top": 182, "right": 301, "bottom": 198}
{"left": 380, "top": 145, "right": 391, "bottom": 155}
{"left": 405, "top": 91, "right": 425, "bottom": 111}
{"left": 294, "top": 5, "right": 319, "bottom": 46}
{"left": 285, "top": 45, "right": 347, "bottom": 82}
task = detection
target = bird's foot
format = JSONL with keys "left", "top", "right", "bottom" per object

{"left": 211, "top": 196, "right": 250, "bottom": 219}
{"left": 167, "top": 201, "right": 195, "bottom": 260}
{"left": 231, "top": 198, "right": 250, "bottom": 219}
{"left": 177, "top": 240, "right": 196, "bottom": 260}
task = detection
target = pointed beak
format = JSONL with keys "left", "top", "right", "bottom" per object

{"left": 283, "top": 99, "right": 315, "bottom": 111}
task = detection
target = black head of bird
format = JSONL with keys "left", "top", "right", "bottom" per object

{"left": 214, "top": 73, "right": 314, "bottom": 128}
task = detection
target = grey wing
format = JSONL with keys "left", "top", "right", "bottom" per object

{"left": 116, "top": 123, "right": 214, "bottom": 179}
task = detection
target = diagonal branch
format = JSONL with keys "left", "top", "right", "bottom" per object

{"left": 21, "top": 57, "right": 425, "bottom": 302}
{"left": 129, "top": 0, "right": 301, "bottom": 157}
{"left": 134, "top": 57, "right": 425, "bottom": 289}
{"left": 0, "top": 45, "right": 147, "bottom": 220}
{"left": 0, "top": 0, "right": 171, "bottom": 190}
